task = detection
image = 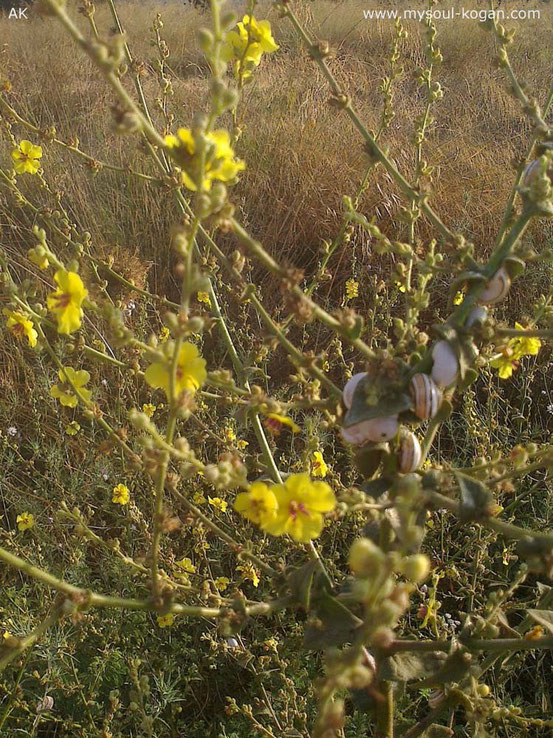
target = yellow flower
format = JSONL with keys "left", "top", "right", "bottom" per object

{"left": 345, "top": 279, "right": 359, "bottom": 300}
{"left": 395, "top": 280, "right": 406, "bottom": 293}
{"left": 263, "top": 473, "right": 336, "bottom": 543}
{"left": 175, "top": 557, "right": 196, "bottom": 573}
{"left": 453, "top": 290, "right": 464, "bottom": 306}
{"left": 16, "top": 512, "right": 35, "bottom": 531}
{"left": 311, "top": 450, "right": 328, "bottom": 478}
{"left": 222, "top": 15, "right": 278, "bottom": 79}
{"left": 142, "top": 403, "right": 157, "bottom": 418}
{"left": 2, "top": 631, "right": 12, "bottom": 640}
{"left": 209, "top": 497, "right": 228, "bottom": 513}
{"left": 234, "top": 481, "right": 278, "bottom": 525}
{"left": 12, "top": 139, "right": 42, "bottom": 174}
{"left": 28, "top": 246, "right": 49, "bottom": 270}
{"left": 237, "top": 561, "right": 260, "bottom": 588}
{"left": 112, "top": 483, "right": 130, "bottom": 505}
{"left": 193, "top": 491, "right": 207, "bottom": 505}
{"left": 224, "top": 426, "right": 237, "bottom": 443}
{"left": 47, "top": 270, "right": 87, "bottom": 334}
{"left": 237, "top": 439, "right": 249, "bottom": 450}
{"left": 3, "top": 309, "right": 38, "bottom": 348}
{"left": 214, "top": 576, "right": 230, "bottom": 591}
{"left": 197, "top": 291, "right": 211, "bottom": 308}
{"left": 65, "top": 421, "right": 81, "bottom": 436}
{"left": 490, "top": 350, "right": 517, "bottom": 380}
{"left": 50, "top": 367, "right": 91, "bottom": 408}
{"left": 264, "top": 412, "right": 300, "bottom": 435}
{"left": 144, "top": 342, "right": 207, "bottom": 399}
{"left": 165, "top": 128, "right": 245, "bottom": 192}
{"left": 524, "top": 625, "right": 544, "bottom": 641}
{"left": 510, "top": 322, "right": 541, "bottom": 360}
{"left": 157, "top": 613, "right": 174, "bottom": 628}
{"left": 159, "top": 326, "right": 170, "bottom": 343}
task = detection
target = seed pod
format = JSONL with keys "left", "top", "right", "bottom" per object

{"left": 341, "top": 416, "right": 399, "bottom": 445}
{"left": 478, "top": 266, "right": 511, "bottom": 306}
{"left": 431, "top": 341, "right": 459, "bottom": 388}
{"left": 465, "top": 306, "right": 488, "bottom": 328}
{"left": 398, "top": 430, "right": 422, "bottom": 474}
{"left": 410, "top": 373, "right": 442, "bottom": 420}
{"left": 342, "top": 372, "right": 367, "bottom": 409}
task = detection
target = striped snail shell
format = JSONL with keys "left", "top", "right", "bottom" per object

{"left": 465, "top": 306, "right": 488, "bottom": 329}
{"left": 343, "top": 372, "right": 367, "bottom": 409}
{"left": 398, "top": 430, "right": 422, "bottom": 474}
{"left": 431, "top": 340, "right": 459, "bottom": 388}
{"left": 478, "top": 266, "right": 511, "bottom": 306}
{"left": 410, "top": 373, "right": 442, "bottom": 421}
{"left": 340, "top": 416, "right": 399, "bottom": 445}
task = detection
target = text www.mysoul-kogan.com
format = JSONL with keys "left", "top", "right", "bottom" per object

{"left": 363, "top": 7, "right": 541, "bottom": 21}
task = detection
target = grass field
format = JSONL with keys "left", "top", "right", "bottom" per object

{"left": 1, "top": 0, "right": 553, "bottom": 736}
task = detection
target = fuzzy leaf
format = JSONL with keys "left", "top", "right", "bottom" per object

{"left": 303, "top": 592, "right": 362, "bottom": 650}
{"left": 355, "top": 447, "right": 386, "bottom": 479}
{"left": 344, "top": 389, "right": 411, "bottom": 427}
{"left": 379, "top": 651, "right": 446, "bottom": 682}
{"left": 455, "top": 472, "right": 494, "bottom": 522}
{"left": 527, "top": 610, "right": 553, "bottom": 635}
{"left": 414, "top": 649, "right": 473, "bottom": 688}
{"left": 287, "top": 560, "right": 331, "bottom": 611}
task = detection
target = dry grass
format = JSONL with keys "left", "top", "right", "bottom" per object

{"left": 1, "top": 0, "right": 552, "bottom": 296}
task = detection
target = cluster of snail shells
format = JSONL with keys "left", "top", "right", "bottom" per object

{"left": 341, "top": 372, "right": 399, "bottom": 446}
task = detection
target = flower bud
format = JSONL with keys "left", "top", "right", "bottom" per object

{"left": 400, "top": 554, "right": 431, "bottom": 583}
{"left": 348, "top": 538, "right": 385, "bottom": 577}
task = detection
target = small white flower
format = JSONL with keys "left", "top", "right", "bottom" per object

{"left": 7, "top": 426, "right": 18, "bottom": 437}
{"left": 547, "top": 404, "right": 553, "bottom": 414}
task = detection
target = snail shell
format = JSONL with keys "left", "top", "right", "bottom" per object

{"left": 398, "top": 430, "right": 422, "bottom": 474}
{"left": 410, "top": 373, "right": 442, "bottom": 421}
{"left": 522, "top": 158, "right": 541, "bottom": 187}
{"left": 343, "top": 372, "right": 367, "bottom": 409}
{"left": 465, "top": 306, "right": 488, "bottom": 329}
{"left": 478, "top": 266, "right": 511, "bottom": 306}
{"left": 431, "top": 340, "right": 459, "bottom": 388}
{"left": 340, "top": 416, "right": 399, "bottom": 445}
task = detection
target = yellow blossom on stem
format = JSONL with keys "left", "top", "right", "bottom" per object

{"left": 3, "top": 309, "right": 38, "bottom": 348}
{"left": 209, "top": 497, "right": 228, "bottom": 513}
{"left": 175, "top": 558, "right": 196, "bottom": 574}
{"left": 112, "top": 483, "right": 130, "bottom": 505}
{"left": 453, "top": 290, "right": 464, "bottom": 306}
{"left": 263, "top": 473, "right": 336, "bottom": 543}
{"left": 165, "top": 128, "right": 245, "bottom": 192}
{"left": 510, "top": 322, "right": 541, "bottom": 359}
{"left": 214, "top": 576, "right": 230, "bottom": 591}
{"left": 264, "top": 412, "right": 300, "bottom": 435}
{"left": 222, "top": 15, "right": 278, "bottom": 79}
{"left": 144, "top": 342, "right": 207, "bottom": 399}
{"left": 142, "top": 403, "right": 157, "bottom": 418}
{"left": 47, "top": 270, "right": 87, "bottom": 334}
{"left": 193, "top": 491, "right": 207, "bottom": 505}
{"left": 157, "top": 613, "right": 174, "bottom": 628}
{"left": 12, "top": 139, "right": 42, "bottom": 174}
{"left": 345, "top": 279, "right": 359, "bottom": 300}
{"left": 197, "top": 291, "right": 211, "bottom": 308}
{"left": 236, "top": 561, "right": 260, "bottom": 588}
{"left": 28, "top": 246, "right": 49, "bottom": 270}
{"left": 16, "top": 512, "right": 35, "bottom": 531}
{"left": 50, "top": 367, "right": 91, "bottom": 408}
{"left": 234, "top": 481, "right": 278, "bottom": 526}
{"left": 65, "top": 421, "right": 81, "bottom": 436}
{"left": 311, "top": 450, "right": 328, "bottom": 478}
{"left": 490, "top": 349, "right": 518, "bottom": 380}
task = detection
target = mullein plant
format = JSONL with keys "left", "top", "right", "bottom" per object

{"left": 1, "top": 0, "right": 553, "bottom": 736}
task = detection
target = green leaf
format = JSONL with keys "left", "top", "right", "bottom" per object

{"left": 455, "top": 472, "right": 494, "bottom": 522}
{"left": 527, "top": 610, "right": 553, "bottom": 635}
{"left": 504, "top": 256, "right": 526, "bottom": 279}
{"left": 414, "top": 649, "right": 473, "bottom": 688}
{"left": 355, "top": 447, "right": 386, "bottom": 479}
{"left": 303, "top": 592, "right": 362, "bottom": 650}
{"left": 379, "top": 651, "right": 447, "bottom": 682}
{"left": 344, "top": 390, "right": 412, "bottom": 427}
{"left": 361, "top": 476, "right": 392, "bottom": 498}
{"left": 287, "top": 560, "right": 326, "bottom": 611}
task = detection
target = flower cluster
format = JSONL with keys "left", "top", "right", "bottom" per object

{"left": 165, "top": 128, "right": 245, "bottom": 192}
{"left": 234, "top": 473, "right": 336, "bottom": 543}
{"left": 491, "top": 323, "right": 542, "bottom": 379}
{"left": 221, "top": 15, "right": 279, "bottom": 81}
